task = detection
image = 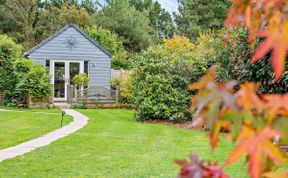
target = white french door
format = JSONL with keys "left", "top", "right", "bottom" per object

{"left": 50, "top": 60, "right": 84, "bottom": 101}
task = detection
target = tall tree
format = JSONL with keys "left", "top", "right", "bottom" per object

{"left": 3, "top": 0, "right": 40, "bottom": 49}
{"left": 80, "top": 0, "right": 97, "bottom": 14}
{"left": 41, "top": 0, "right": 97, "bottom": 14}
{"left": 36, "top": 4, "right": 90, "bottom": 43}
{"left": 1, "top": 0, "right": 90, "bottom": 49}
{"left": 93, "top": 0, "right": 157, "bottom": 52}
{"left": 175, "top": 0, "right": 230, "bottom": 41}
{"left": 41, "top": 0, "right": 78, "bottom": 8}
{"left": 129, "top": 0, "right": 175, "bottom": 38}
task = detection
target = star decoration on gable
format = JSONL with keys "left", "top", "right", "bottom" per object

{"left": 64, "top": 35, "right": 78, "bottom": 50}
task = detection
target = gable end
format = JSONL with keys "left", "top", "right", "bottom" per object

{"left": 25, "top": 23, "right": 112, "bottom": 58}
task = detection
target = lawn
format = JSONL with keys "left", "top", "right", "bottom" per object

{"left": 0, "top": 107, "right": 72, "bottom": 150}
{"left": 0, "top": 109, "right": 248, "bottom": 177}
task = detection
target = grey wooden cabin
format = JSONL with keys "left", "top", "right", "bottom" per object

{"left": 25, "top": 23, "right": 112, "bottom": 102}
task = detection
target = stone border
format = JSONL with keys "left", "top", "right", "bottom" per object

{"left": 0, "top": 109, "right": 88, "bottom": 162}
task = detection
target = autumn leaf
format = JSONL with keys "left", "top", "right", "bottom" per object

{"left": 188, "top": 66, "right": 216, "bottom": 91}
{"left": 235, "top": 82, "right": 265, "bottom": 112}
{"left": 208, "top": 121, "right": 222, "bottom": 150}
{"left": 224, "top": 126, "right": 284, "bottom": 178}
{"left": 225, "top": 0, "right": 251, "bottom": 27}
{"left": 262, "top": 94, "right": 288, "bottom": 122}
{"left": 225, "top": 0, "right": 288, "bottom": 81}
{"left": 262, "top": 171, "right": 288, "bottom": 178}
{"left": 251, "top": 19, "right": 288, "bottom": 81}
{"left": 176, "top": 154, "right": 229, "bottom": 178}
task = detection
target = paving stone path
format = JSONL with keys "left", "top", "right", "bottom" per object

{"left": 0, "top": 109, "right": 89, "bottom": 162}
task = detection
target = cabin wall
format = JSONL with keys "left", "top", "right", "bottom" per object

{"left": 27, "top": 27, "right": 111, "bottom": 89}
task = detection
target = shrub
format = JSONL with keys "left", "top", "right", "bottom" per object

{"left": 72, "top": 73, "right": 90, "bottom": 89}
{"left": 17, "top": 64, "right": 51, "bottom": 99}
{"left": 14, "top": 59, "right": 33, "bottom": 79}
{"left": 111, "top": 56, "right": 132, "bottom": 70}
{"left": 132, "top": 36, "right": 207, "bottom": 121}
{"left": 110, "top": 72, "right": 133, "bottom": 104}
{"left": 0, "top": 34, "right": 22, "bottom": 101}
{"left": 216, "top": 28, "right": 288, "bottom": 93}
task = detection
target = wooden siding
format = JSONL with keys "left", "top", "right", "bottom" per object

{"left": 27, "top": 26, "right": 111, "bottom": 89}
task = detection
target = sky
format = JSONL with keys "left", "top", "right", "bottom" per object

{"left": 96, "top": 0, "right": 179, "bottom": 14}
{"left": 155, "top": 0, "right": 179, "bottom": 14}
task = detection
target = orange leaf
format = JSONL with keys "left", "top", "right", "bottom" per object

{"left": 271, "top": 44, "right": 287, "bottom": 82}
{"left": 236, "top": 83, "right": 265, "bottom": 112}
{"left": 262, "top": 171, "right": 288, "bottom": 178}
{"left": 208, "top": 121, "right": 222, "bottom": 150}
{"left": 262, "top": 94, "right": 288, "bottom": 122}
{"left": 224, "top": 126, "right": 284, "bottom": 178}
{"left": 251, "top": 19, "right": 288, "bottom": 81}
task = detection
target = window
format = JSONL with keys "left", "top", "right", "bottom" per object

{"left": 45, "top": 60, "right": 50, "bottom": 70}
{"left": 84, "top": 61, "right": 89, "bottom": 75}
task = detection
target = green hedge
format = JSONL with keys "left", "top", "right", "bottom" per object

{"left": 216, "top": 28, "right": 288, "bottom": 93}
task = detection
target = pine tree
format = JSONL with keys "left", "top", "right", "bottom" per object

{"left": 175, "top": 0, "right": 230, "bottom": 41}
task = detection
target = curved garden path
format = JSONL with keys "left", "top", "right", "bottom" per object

{"left": 0, "top": 109, "right": 89, "bottom": 162}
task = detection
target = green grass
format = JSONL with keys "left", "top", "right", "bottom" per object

{"left": 0, "top": 106, "right": 62, "bottom": 113}
{"left": 0, "top": 108, "right": 72, "bottom": 150}
{"left": 0, "top": 109, "right": 248, "bottom": 177}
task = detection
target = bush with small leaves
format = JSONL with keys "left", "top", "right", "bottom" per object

{"left": 17, "top": 64, "right": 51, "bottom": 100}
{"left": 132, "top": 36, "right": 207, "bottom": 121}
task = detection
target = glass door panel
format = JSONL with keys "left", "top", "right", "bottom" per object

{"left": 69, "top": 62, "right": 80, "bottom": 85}
{"left": 54, "top": 62, "right": 65, "bottom": 99}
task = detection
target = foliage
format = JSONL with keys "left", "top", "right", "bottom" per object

{"left": 72, "top": 73, "right": 90, "bottom": 88}
{"left": 111, "top": 56, "right": 132, "bottom": 70}
{"left": 41, "top": 0, "right": 97, "bottom": 14}
{"left": 110, "top": 72, "right": 133, "bottom": 104}
{"left": 85, "top": 25, "right": 133, "bottom": 70}
{"left": 194, "top": 30, "right": 228, "bottom": 68}
{"left": 2, "top": 0, "right": 39, "bottom": 49}
{"left": 1, "top": 1, "right": 90, "bottom": 49}
{"left": 0, "top": 34, "right": 22, "bottom": 102}
{"left": 176, "top": 154, "right": 228, "bottom": 178}
{"left": 85, "top": 25, "right": 124, "bottom": 56}
{"left": 217, "top": 28, "right": 288, "bottom": 94}
{"left": 36, "top": 4, "right": 90, "bottom": 43}
{"left": 14, "top": 59, "right": 33, "bottom": 79}
{"left": 186, "top": 68, "right": 288, "bottom": 178}
{"left": 175, "top": 0, "right": 230, "bottom": 41}
{"left": 225, "top": 0, "right": 288, "bottom": 81}
{"left": 132, "top": 36, "right": 207, "bottom": 121}
{"left": 129, "top": 0, "right": 175, "bottom": 38}
{"left": 70, "top": 100, "right": 85, "bottom": 109}
{"left": 93, "top": 0, "right": 157, "bottom": 52}
{"left": 17, "top": 64, "right": 51, "bottom": 99}
{"left": 177, "top": 2, "right": 288, "bottom": 176}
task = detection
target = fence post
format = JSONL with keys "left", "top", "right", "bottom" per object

{"left": 116, "top": 85, "right": 119, "bottom": 104}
